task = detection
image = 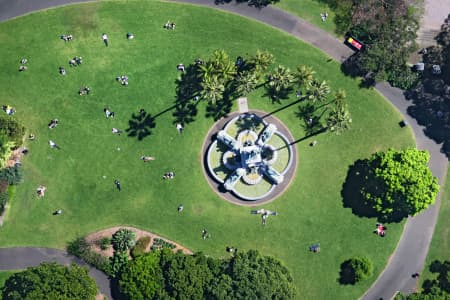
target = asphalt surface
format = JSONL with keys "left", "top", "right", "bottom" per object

{"left": 0, "top": 1, "right": 447, "bottom": 299}
{"left": 0, "top": 247, "right": 112, "bottom": 299}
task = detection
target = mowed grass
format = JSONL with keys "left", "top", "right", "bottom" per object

{"left": 275, "top": 0, "right": 339, "bottom": 36}
{"left": 419, "top": 166, "right": 450, "bottom": 287}
{"left": 0, "top": 1, "right": 414, "bottom": 299}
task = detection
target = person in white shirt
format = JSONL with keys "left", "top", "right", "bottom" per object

{"left": 102, "top": 33, "right": 108, "bottom": 46}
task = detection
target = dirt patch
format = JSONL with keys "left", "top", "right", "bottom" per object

{"left": 85, "top": 226, "right": 193, "bottom": 258}
{"left": 5, "top": 147, "right": 25, "bottom": 168}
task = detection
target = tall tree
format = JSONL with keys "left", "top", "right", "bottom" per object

{"left": 227, "top": 250, "right": 297, "bottom": 299}
{"left": 199, "top": 50, "right": 236, "bottom": 83}
{"left": 295, "top": 65, "right": 315, "bottom": 90}
{"left": 267, "top": 65, "right": 294, "bottom": 100}
{"left": 326, "top": 98, "right": 352, "bottom": 135}
{"left": 119, "top": 252, "right": 163, "bottom": 300}
{"left": 201, "top": 75, "right": 225, "bottom": 104}
{"left": 249, "top": 50, "right": 274, "bottom": 79}
{"left": 235, "top": 71, "right": 258, "bottom": 96}
{"left": 361, "top": 148, "right": 439, "bottom": 220}
{"left": 306, "top": 79, "right": 331, "bottom": 103}
{"left": 2, "top": 262, "right": 97, "bottom": 300}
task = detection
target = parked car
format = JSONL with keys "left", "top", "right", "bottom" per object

{"left": 346, "top": 36, "right": 363, "bottom": 50}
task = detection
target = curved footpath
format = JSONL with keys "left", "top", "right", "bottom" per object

{"left": 0, "top": 247, "right": 112, "bottom": 299}
{"left": 0, "top": 0, "right": 447, "bottom": 299}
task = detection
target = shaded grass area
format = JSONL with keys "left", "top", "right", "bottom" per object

{"left": 0, "top": 1, "right": 414, "bottom": 299}
{"left": 419, "top": 166, "right": 450, "bottom": 287}
{"left": 0, "top": 271, "right": 18, "bottom": 289}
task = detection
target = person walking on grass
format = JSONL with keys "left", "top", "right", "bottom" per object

{"left": 114, "top": 179, "right": 121, "bottom": 191}
{"left": 102, "top": 33, "right": 108, "bottom": 47}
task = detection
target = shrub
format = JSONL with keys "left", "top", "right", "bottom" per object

{"left": 98, "top": 237, "right": 111, "bottom": 251}
{"left": 388, "top": 65, "right": 420, "bottom": 90}
{"left": 150, "top": 238, "right": 175, "bottom": 251}
{"left": 0, "top": 116, "right": 25, "bottom": 146}
{"left": 110, "top": 251, "right": 129, "bottom": 278}
{"left": 0, "top": 190, "right": 9, "bottom": 214}
{"left": 339, "top": 257, "right": 373, "bottom": 284}
{"left": 111, "top": 229, "right": 136, "bottom": 252}
{"left": 131, "top": 236, "right": 151, "bottom": 258}
{"left": 67, "top": 237, "right": 113, "bottom": 276}
{"left": 0, "top": 165, "right": 23, "bottom": 185}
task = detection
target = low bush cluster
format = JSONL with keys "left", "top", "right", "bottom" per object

{"left": 150, "top": 238, "right": 175, "bottom": 251}
{"left": 131, "top": 236, "right": 151, "bottom": 258}
{"left": 0, "top": 165, "right": 23, "bottom": 185}
{"left": 111, "top": 228, "right": 136, "bottom": 252}
{"left": 67, "top": 237, "right": 113, "bottom": 276}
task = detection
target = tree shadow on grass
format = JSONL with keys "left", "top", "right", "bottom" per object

{"left": 205, "top": 99, "right": 232, "bottom": 121}
{"left": 126, "top": 109, "right": 156, "bottom": 141}
{"left": 338, "top": 259, "right": 357, "bottom": 285}
{"left": 341, "top": 159, "right": 381, "bottom": 220}
{"left": 341, "top": 159, "right": 406, "bottom": 223}
{"left": 173, "top": 64, "right": 201, "bottom": 126}
{"left": 422, "top": 260, "right": 450, "bottom": 294}
{"left": 263, "top": 86, "right": 292, "bottom": 104}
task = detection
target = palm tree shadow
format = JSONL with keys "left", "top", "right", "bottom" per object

{"left": 126, "top": 110, "right": 156, "bottom": 141}
{"left": 263, "top": 86, "right": 292, "bottom": 104}
{"left": 205, "top": 98, "right": 232, "bottom": 121}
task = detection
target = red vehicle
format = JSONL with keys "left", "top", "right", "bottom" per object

{"left": 346, "top": 36, "right": 363, "bottom": 50}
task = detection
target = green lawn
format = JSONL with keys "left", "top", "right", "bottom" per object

{"left": 275, "top": 0, "right": 339, "bottom": 36}
{"left": 0, "top": 1, "right": 414, "bottom": 299}
{"left": 419, "top": 166, "right": 450, "bottom": 287}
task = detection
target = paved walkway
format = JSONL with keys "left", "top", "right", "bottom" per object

{"left": 0, "top": 247, "right": 112, "bottom": 299}
{"left": 0, "top": 1, "right": 447, "bottom": 299}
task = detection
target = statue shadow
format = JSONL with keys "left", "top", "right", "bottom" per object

{"left": 126, "top": 110, "right": 156, "bottom": 141}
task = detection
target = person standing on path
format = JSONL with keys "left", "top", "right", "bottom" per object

{"left": 102, "top": 33, "right": 108, "bottom": 47}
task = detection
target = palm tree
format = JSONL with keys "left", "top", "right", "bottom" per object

{"left": 200, "top": 75, "right": 225, "bottom": 105}
{"left": 267, "top": 65, "right": 294, "bottom": 99}
{"left": 332, "top": 89, "right": 346, "bottom": 106}
{"left": 198, "top": 50, "right": 236, "bottom": 84}
{"left": 198, "top": 62, "right": 216, "bottom": 82}
{"left": 306, "top": 79, "right": 331, "bottom": 103}
{"left": 235, "top": 71, "right": 258, "bottom": 96}
{"left": 326, "top": 101, "right": 352, "bottom": 135}
{"left": 295, "top": 65, "right": 315, "bottom": 89}
{"left": 250, "top": 50, "right": 274, "bottom": 78}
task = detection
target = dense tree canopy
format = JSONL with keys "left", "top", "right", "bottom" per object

{"left": 1, "top": 262, "right": 97, "bottom": 300}
{"left": 119, "top": 251, "right": 163, "bottom": 300}
{"left": 226, "top": 249, "right": 297, "bottom": 299}
{"left": 118, "top": 249, "right": 296, "bottom": 299}
{"left": 394, "top": 260, "right": 450, "bottom": 299}
{"left": 406, "top": 15, "right": 450, "bottom": 158}
{"left": 361, "top": 148, "right": 439, "bottom": 219}
{"left": 336, "top": 0, "right": 422, "bottom": 88}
